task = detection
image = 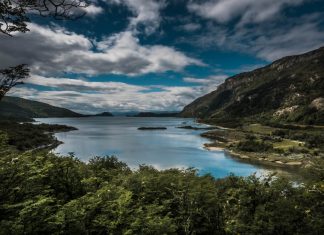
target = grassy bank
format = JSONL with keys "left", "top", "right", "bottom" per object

{"left": 202, "top": 123, "right": 324, "bottom": 170}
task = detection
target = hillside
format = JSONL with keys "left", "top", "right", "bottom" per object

{"left": 91, "top": 112, "right": 114, "bottom": 117}
{"left": 132, "top": 112, "right": 179, "bottom": 117}
{"left": 180, "top": 47, "right": 324, "bottom": 125}
{"left": 0, "top": 96, "right": 84, "bottom": 120}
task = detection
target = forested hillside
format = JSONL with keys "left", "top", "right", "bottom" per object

{"left": 0, "top": 96, "right": 83, "bottom": 120}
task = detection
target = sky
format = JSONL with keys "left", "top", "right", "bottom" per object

{"left": 2, "top": 0, "right": 324, "bottom": 114}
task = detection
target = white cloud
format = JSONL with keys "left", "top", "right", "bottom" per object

{"left": 182, "top": 13, "right": 324, "bottom": 61}
{"left": 179, "top": 23, "right": 201, "bottom": 32}
{"left": 8, "top": 74, "right": 221, "bottom": 113}
{"left": 188, "top": 0, "right": 305, "bottom": 25}
{"left": 6, "top": 66, "right": 256, "bottom": 113}
{"left": 183, "top": 75, "right": 227, "bottom": 85}
{"left": 27, "top": 75, "right": 149, "bottom": 93}
{"left": 0, "top": 23, "right": 203, "bottom": 76}
{"left": 109, "top": 0, "right": 166, "bottom": 34}
{"left": 252, "top": 22, "right": 324, "bottom": 60}
{"left": 0, "top": 3, "right": 207, "bottom": 113}
{"left": 84, "top": 4, "right": 104, "bottom": 16}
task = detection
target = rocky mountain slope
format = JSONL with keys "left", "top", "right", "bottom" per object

{"left": 180, "top": 47, "right": 324, "bottom": 125}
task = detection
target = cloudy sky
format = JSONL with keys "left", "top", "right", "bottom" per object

{"left": 2, "top": 0, "right": 324, "bottom": 113}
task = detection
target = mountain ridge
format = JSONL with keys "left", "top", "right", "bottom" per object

{"left": 0, "top": 96, "right": 84, "bottom": 120}
{"left": 180, "top": 46, "right": 324, "bottom": 125}
{"left": 131, "top": 112, "right": 179, "bottom": 117}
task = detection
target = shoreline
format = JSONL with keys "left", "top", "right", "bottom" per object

{"left": 35, "top": 117, "right": 308, "bottom": 173}
{"left": 201, "top": 124, "right": 309, "bottom": 170}
{"left": 204, "top": 141, "right": 307, "bottom": 181}
{"left": 206, "top": 145, "right": 303, "bottom": 168}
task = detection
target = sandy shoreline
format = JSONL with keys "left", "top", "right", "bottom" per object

{"left": 204, "top": 146, "right": 225, "bottom": 151}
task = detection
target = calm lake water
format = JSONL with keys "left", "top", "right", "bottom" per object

{"left": 36, "top": 117, "right": 266, "bottom": 178}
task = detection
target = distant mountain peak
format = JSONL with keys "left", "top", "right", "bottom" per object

{"left": 92, "top": 112, "right": 113, "bottom": 117}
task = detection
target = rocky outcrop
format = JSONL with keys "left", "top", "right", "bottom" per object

{"left": 310, "top": 98, "right": 324, "bottom": 111}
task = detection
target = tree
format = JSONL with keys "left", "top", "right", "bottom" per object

{"left": 0, "top": 0, "right": 29, "bottom": 36}
{"left": 0, "top": 0, "right": 89, "bottom": 100}
{"left": 0, "top": 64, "right": 29, "bottom": 100}
{"left": 0, "top": 0, "right": 89, "bottom": 36}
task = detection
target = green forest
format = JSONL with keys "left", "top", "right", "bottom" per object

{"left": 0, "top": 125, "right": 323, "bottom": 235}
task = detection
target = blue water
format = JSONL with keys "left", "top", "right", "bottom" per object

{"left": 36, "top": 117, "right": 264, "bottom": 178}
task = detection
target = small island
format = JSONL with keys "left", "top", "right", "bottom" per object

{"left": 177, "top": 125, "right": 217, "bottom": 130}
{"left": 138, "top": 127, "right": 167, "bottom": 130}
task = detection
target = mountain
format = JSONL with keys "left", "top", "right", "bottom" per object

{"left": 131, "top": 112, "right": 179, "bottom": 117}
{"left": 180, "top": 47, "right": 324, "bottom": 125}
{"left": 0, "top": 96, "right": 84, "bottom": 120}
{"left": 112, "top": 111, "right": 138, "bottom": 117}
{"left": 91, "top": 112, "right": 113, "bottom": 117}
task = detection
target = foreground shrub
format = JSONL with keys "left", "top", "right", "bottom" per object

{"left": 0, "top": 153, "right": 323, "bottom": 235}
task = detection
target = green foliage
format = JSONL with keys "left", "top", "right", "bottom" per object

{"left": 237, "top": 139, "right": 273, "bottom": 152}
{"left": 272, "top": 128, "right": 324, "bottom": 149}
{"left": 0, "top": 151, "right": 323, "bottom": 235}
{"left": 0, "top": 131, "right": 8, "bottom": 148}
{"left": 0, "top": 121, "right": 76, "bottom": 151}
{"left": 217, "top": 175, "right": 324, "bottom": 235}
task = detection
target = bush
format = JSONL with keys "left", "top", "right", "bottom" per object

{"left": 0, "top": 154, "right": 323, "bottom": 235}
{"left": 237, "top": 139, "right": 273, "bottom": 152}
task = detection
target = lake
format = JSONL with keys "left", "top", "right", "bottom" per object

{"left": 36, "top": 117, "right": 266, "bottom": 178}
